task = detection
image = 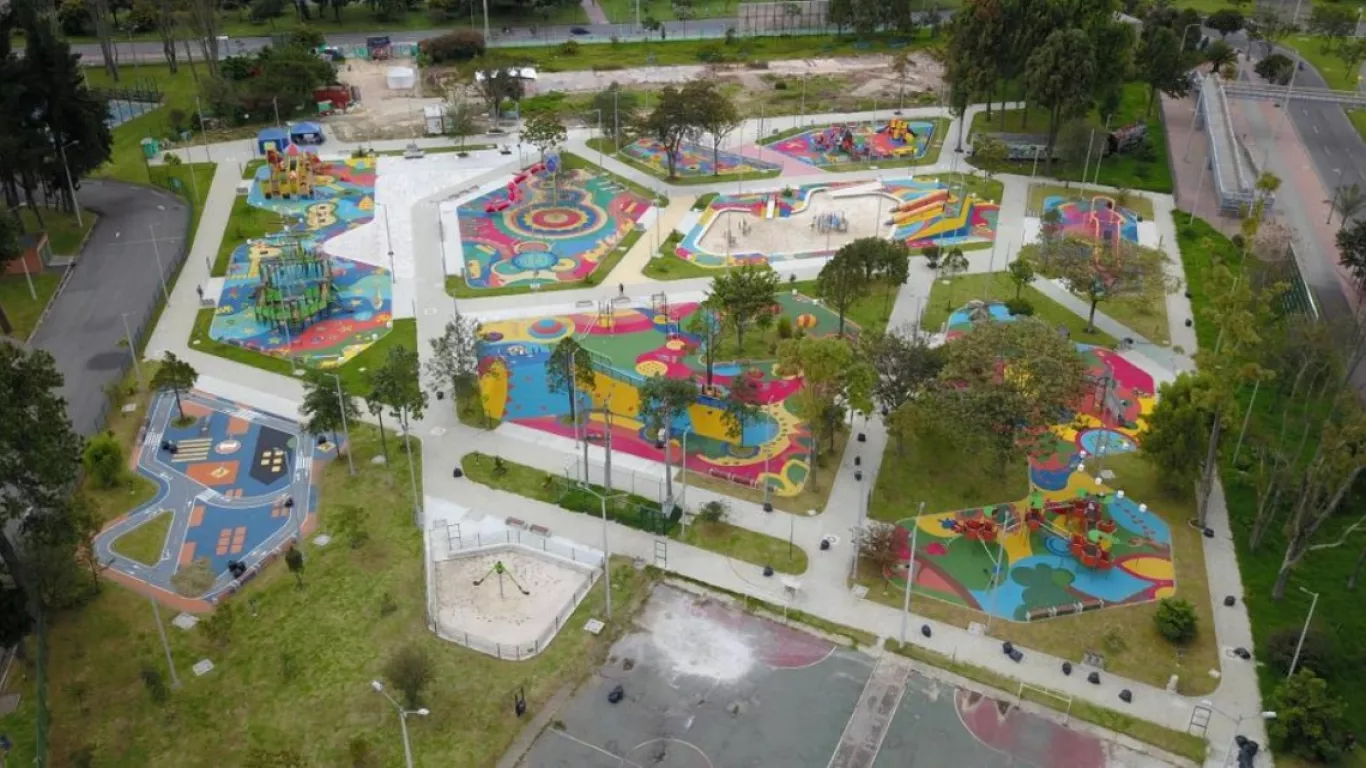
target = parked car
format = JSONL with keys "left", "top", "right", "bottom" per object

{"left": 570, "top": 26, "right": 590, "bottom": 35}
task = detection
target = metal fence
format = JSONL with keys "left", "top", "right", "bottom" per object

{"left": 425, "top": 524, "right": 603, "bottom": 661}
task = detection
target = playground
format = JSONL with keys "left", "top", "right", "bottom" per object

{"left": 887, "top": 303, "right": 1172, "bottom": 623}
{"left": 766, "top": 120, "right": 937, "bottom": 167}
{"left": 476, "top": 293, "right": 853, "bottom": 497}
{"left": 674, "top": 178, "right": 999, "bottom": 268}
{"left": 210, "top": 151, "right": 394, "bottom": 368}
{"left": 93, "top": 391, "right": 330, "bottom": 611}
{"left": 619, "top": 137, "right": 783, "bottom": 178}
{"left": 1040, "top": 193, "right": 1142, "bottom": 246}
{"left": 456, "top": 157, "right": 652, "bottom": 290}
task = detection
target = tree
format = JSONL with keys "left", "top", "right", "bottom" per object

{"left": 1137, "top": 25, "right": 1191, "bottom": 117}
{"left": 1089, "top": 19, "right": 1134, "bottom": 121}
{"left": 300, "top": 369, "right": 360, "bottom": 451}
{"left": 1026, "top": 28, "right": 1097, "bottom": 170}
{"left": 1205, "top": 9, "right": 1244, "bottom": 36}
{"left": 151, "top": 351, "right": 198, "bottom": 420}
{"left": 442, "top": 92, "right": 480, "bottom": 148}
{"left": 777, "top": 336, "right": 874, "bottom": 487}
{"left": 371, "top": 346, "right": 428, "bottom": 445}
{"left": 939, "top": 247, "right": 969, "bottom": 309}
{"left": 426, "top": 312, "right": 483, "bottom": 422}
{"left": 1336, "top": 218, "right": 1366, "bottom": 283}
{"left": 82, "top": 433, "right": 124, "bottom": 489}
{"left": 1330, "top": 182, "right": 1366, "bottom": 231}
{"left": 1006, "top": 257, "right": 1035, "bottom": 299}
{"left": 475, "top": 63, "right": 525, "bottom": 118}
{"left": 707, "top": 264, "right": 779, "bottom": 351}
{"left": 719, "top": 371, "right": 762, "bottom": 443}
{"left": 1041, "top": 236, "right": 1171, "bottom": 332}
{"left": 383, "top": 644, "right": 434, "bottom": 709}
{"left": 1153, "top": 597, "right": 1198, "bottom": 643}
{"left": 284, "top": 545, "right": 304, "bottom": 587}
{"left": 855, "top": 520, "right": 902, "bottom": 575}
{"left": 1203, "top": 39, "right": 1237, "bottom": 73}
{"left": 1140, "top": 374, "right": 1221, "bottom": 493}
{"left": 643, "top": 84, "right": 697, "bottom": 179}
{"left": 365, "top": 394, "right": 390, "bottom": 462}
{"left": 522, "top": 111, "right": 566, "bottom": 161}
{"left": 1254, "top": 53, "right": 1295, "bottom": 85}
{"left": 686, "top": 303, "right": 725, "bottom": 388}
{"left": 863, "top": 328, "right": 943, "bottom": 455}
{"left": 593, "top": 82, "right": 639, "bottom": 147}
{"left": 1268, "top": 670, "right": 1346, "bottom": 763}
{"left": 817, "top": 246, "right": 868, "bottom": 338}
{"left": 546, "top": 337, "right": 596, "bottom": 427}
{"left": 686, "top": 80, "right": 741, "bottom": 176}
{"left": 971, "top": 135, "right": 1008, "bottom": 180}
{"left": 944, "top": 0, "right": 1005, "bottom": 126}
{"left": 1337, "top": 38, "right": 1366, "bottom": 78}
{"left": 638, "top": 375, "right": 698, "bottom": 510}
{"left": 1309, "top": 4, "right": 1355, "bottom": 50}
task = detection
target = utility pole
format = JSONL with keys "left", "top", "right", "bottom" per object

{"left": 330, "top": 373, "right": 356, "bottom": 475}
{"left": 121, "top": 312, "right": 144, "bottom": 387}
{"left": 56, "top": 139, "right": 84, "bottom": 228}
{"left": 899, "top": 502, "right": 924, "bottom": 644}
{"left": 150, "top": 595, "right": 181, "bottom": 689}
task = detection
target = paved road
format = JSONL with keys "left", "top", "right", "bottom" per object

{"left": 28, "top": 180, "right": 189, "bottom": 436}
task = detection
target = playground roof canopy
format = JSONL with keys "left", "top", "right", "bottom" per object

{"left": 256, "top": 126, "right": 290, "bottom": 155}
{"left": 290, "top": 121, "right": 324, "bottom": 144}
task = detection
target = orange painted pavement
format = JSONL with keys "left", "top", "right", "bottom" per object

{"left": 186, "top": 460, "right": 240, "bottom": 486}
{"left": 216, "top": 529, "right": 231, "bottom": 556}
{"left": 188, "top": 504, "right": 205, "bottom": 527}
{"left": 226, "top": 416, "right": 250, "bottom": 436}
{"left": 179, "top": 401, "right": 212, "bottom": 419}
{"left": 178, "top": 542, "right": 196, "bottom": 566}
{"left": 231, "top": 527, "right": 246, "bottom": 554}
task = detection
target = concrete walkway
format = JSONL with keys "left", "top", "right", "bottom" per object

{"left": 138, "top": 100, "right": 1267, "bottom": 767}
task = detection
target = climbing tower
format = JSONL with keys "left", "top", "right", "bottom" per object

{"left": 253, "top": 237, "right": 337, "bottom": 332}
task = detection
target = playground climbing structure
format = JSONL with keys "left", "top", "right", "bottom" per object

{"left": 766, "top": 120, "right": 937, "bottom": 167}
{"left": 253, "top": 237, "right": 337, "bottom": 331}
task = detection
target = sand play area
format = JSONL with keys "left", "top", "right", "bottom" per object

{"left": 431, "top": 546, "right": 595, "bottom": 655}
{"left": 696, "top": 189, "right": 891, "bottom": 261}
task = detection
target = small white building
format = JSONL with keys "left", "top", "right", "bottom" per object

{"left": 386, "top": 66, "right": 417, "bottom": 91}
{"left": 424, "top": 104, "right": 447, "bottom": 136}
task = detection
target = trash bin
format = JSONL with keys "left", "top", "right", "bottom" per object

{"left": 141, "top": 137, "right": 160, "bottom": 158}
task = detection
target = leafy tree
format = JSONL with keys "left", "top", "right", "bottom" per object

{"left": 1309, "top": 4, "right": 1356, "bottom": 50}
{"left": 475, "top": 62, "right": 525, "bottom": 118}
{"left": 0, "top": 583, "right": 33, "bottom": 649}
{"left": 818, "top": 244, "right": 870, "bottom": 337}
{"left": 284, "top": 545, "right": 304, "bottom": 587}
{"left": 522, "top": 111, "right": 566, "bottom": 161}
{"left": 1203, "top": 39, "right": 1237, "bottom": 73}
{"left": 1330, "top": 183, "right": 1366, "bottom": 232}
{"left": 685, "top": 79, "right": 741, "bottom": 176}
{"left": 425, "top": 313, "right": 482, "bottom": 421}
{"left": 863, "top": 328, "right": 944, "bottom": 454}
{"left": 371, "top": 346, "right": 427, "bottom": 466}
{"left": 643, "top": 84, "right": 697, "bottom": 179}
{"left": 1026, "top": 28, "right": 1097, "bottom": 170}
{"left": 1089, "top": 19, "right": 1134, "bottom": 121}
{"left": 1042, "top": 236, "right": 1171, "bottom": 331}
{"left": 939, "top": 247, "right": 970, "bottom": 309}
{"left": 971, "top": 134, "right": 1008, "bottom": 180}
{"left": 1255, "top": 53, "right": 1295, "bottom": 85}
{"left": 719, "top": 370, "right": 762, "bottom": 443}
{"left": 546, "top": 337, "right": 596, "bottom": 426}
{"left": 1266, "top": 627, "right": 1336, "bottom": 677}
{"left": 855, "top": 520, "right": 902, "bottom": 575}
{"left": 1006, "top": 257, "right": 1035, "bottom": 299}
{"left": 945, "top": 0, "right": 1006, "bottom": 127}
{"left": 1337, "top": 38, "right": 1366, "bottom": 79}
{"left": 1136, "top": 25, "right": 1190, "bottom": 117}
{"left": 1140, "top": 374, "right": 1221, "bottom": 493}
{"left": 592, "top": 82, "right": 639, "bottom": 146}
{"left": 777, "top": 336, "right": 874, "bottom": 486}
{"left": 1268, "top": 670, "right": 1346, "bottom": 763}
{"left": 365, "top": 394, "right": 390, "bottom": 462}
{"left": 82, "top": 433, "right": 124, "bottom": 489}
{"left": 707, "top": 264, "right": 779, "bottom": 350}
{"left": 1205, "top": 9, "right": 1244, "bottom": 36}
{"left": 383, "top": 644, "right": 434, "bottom": 709}
{"left": 300, "top": 369, "right": 360, "bottom": 451}
{"left": 1336, "top": 218, "right": 1366, "bottom": 283}
{"left": 686, "top": 303, "right": 725, "bottom": 388}
{"left": 151, "top": 352, "right": 198, "bottom": 420}
{"left": 1153, "top": 597, "right": 1198, "bottom": 643}
{"left": 638, "top": 375, "right": 698, "bottom": 510}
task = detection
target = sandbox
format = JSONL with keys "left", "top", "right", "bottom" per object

{"left": 431, "top": 545, "right": 596, "bottom": 659}
{"left": 696, "top": 189, "right": 890, "bottom": 261}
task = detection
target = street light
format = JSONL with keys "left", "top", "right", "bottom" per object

{"left": 371, "top": 680, "right": 429, "bottom": 768}
{"left": 55, "top": 139, "right": 84, "bottom": 228}
{"left": 1199, "top": 699, "right": 1276, "bottom": 767}
{"left": 325, "top": 372, "right": 356, "bottom": 476}
{"left": 1179, "top": 22, "right": 1203, "bottom": 54}
{"left": 1287, "top": 586, "right": 1321, "bottom": 678}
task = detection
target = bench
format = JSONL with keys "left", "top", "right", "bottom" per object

{"left": 529, "top": 524, "right": 550, "bottom": 537}
{"left": 505, "top": 517, "right": 527, "bottom": 530}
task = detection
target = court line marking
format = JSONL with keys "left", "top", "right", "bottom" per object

{"left": 547, "top": 728, "right": 644, "bottom": 767}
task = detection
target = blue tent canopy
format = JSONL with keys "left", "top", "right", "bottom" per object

{"left": 290, "top": 121, "right": 324, "bottom": 145}
{"left": 256, "top": 126, "right": 290, "bottom": 155}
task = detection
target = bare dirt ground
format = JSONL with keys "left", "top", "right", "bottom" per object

{"left": 328, "top": 58, "right": 448, "bottom": 141}
{"left": 698, "top": 191, "right": 891, "bottom": 258}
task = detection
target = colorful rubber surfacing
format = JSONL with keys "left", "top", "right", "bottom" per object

{"left": 888, "top": 303, "right": 1173, "bottom": 623}
{"left": 210, "top": 158, "right": 394, "bottom": 368}
{"left": 674, "top": 178, "right": 999, "bottom": 269}
{"left": 457, "top": 164, "right": 651, "bottom": 290}
{"left": 766, "top": 120, "right": 936, "bottom": 167}
{"left": 620, "top": 138, "right": 782, "bottom": 178}
{"left": 1042, "top": 194, "right": 1141, "bottom": 246}
{"left": 476, "top": 295, "right": 852, "bottom": 496}
{"left": 93, "top": 391, "right": 332, "bottom": 612}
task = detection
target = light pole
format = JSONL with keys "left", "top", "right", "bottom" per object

{"left": 1199, "top": 699, "right": 1276, "bottom": 767}
{"left": 589, "top": 108, "right": 604, "bottom": 166}
{"left": 899, "top": 501, "right": 925, "bottom": 644}
{"left": 121, "top": 312, "right": 144, "bottom": 387}
{"left": 1287, "top": 586, "right": 1321, "bottom": 678}
{"left": 55, "top": 139, "right": 84, "bottom": 228}
{"left": 149, "top": 224, "right": 170, "bottom": 302}
{"left": 195, "top": 96, "right": 212, "bottom": 163}
{"left": 1185, "top": 84, "right": 1205, "bottom": 163}
{"left": 371, "top": 680, "right": 429, "bottom": 768}
{"left": 850, "top": 462, "right": 867, "bottom": 581}
{"left": 149, "top": 596, "right": 181, "bottom": 689}
{"left": 572, "top": 482, "right": 624, "bottom": 620}
{"left": 1178, "top": 22, "right": 1203, "bottom": 54}
{"left": 326, "top": 373, "right": 356, "bottom": 476}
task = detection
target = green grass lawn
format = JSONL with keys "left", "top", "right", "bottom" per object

{"left": 1283, "top": 35, "right": 1363, "bottom": 92}
{"left": 1026, "top": 182, "right": 1156, "bottom": 220}
{"left": 189, "top": 313, "right": 416, "bottom": 394}
{"left": 967, "top": 83, "right": 1173, "bottom": 194}
{"left": 920, "top": 272, "right": 1120, "bottom": 347}
{"left": 214, "top": 194, "right": 290, "bottom": 277}
{"left": 1017, "top": 244, "right": 1170, "bottom": 345}
{"left": 597, "top": 0, "right": 739, "bottom": 22}
{"left": 18, "top": 206, "right": 97, "bottom": 256}
{"left": 0, "top": 273, "right": 62, "bottom": 341}
{"left": 110, "top": 508, "right": 173, "bottom": 565}
{"left": 792, "top": 279, "right": 900, "bottom": 336}
{"left": 462, "top": 452, "right": 808, "bottom": 573}
{"left": 1350, "top": 109, "right": 1366, "bottom": 146}
{"left": 934, "top": 172, "right": 1005, "bottom": 204}
{"left": 870, "top": 429, "right": 1030, "bottom": 522}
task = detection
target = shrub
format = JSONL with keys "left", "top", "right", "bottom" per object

{"left": 379, "top": 591, "right": 398, "bottom": 617}
{"left": 777, "top": 315, "right": 794, "bottom": 339}
{"left": 696, "top": 499, "right": 729, "bottom": 523}
{"left": 1153, "top": 597, "right": 1198, "bottom": 644}
{"left": 1231, "top": 234, "right": 1245, "bottom": 251}
{"left": 383, "top": 645, "right": 434, "bottom": 709}
{"left": 1269, "top": 670, "right": 1346, "bottom": 763}
{"left": 248, "top": 0, "right": 283, "bottom": 23}
{"left": 418, "top": 29, "right": 486, "bottom": 63}
{"left": 1265, "top": 627, "right": 1336, "bottom": 677}
{"left": 558, "top": 39, "right": 580, "bottom": 56}
{"left": 140, "top": 663, "right": 168, "bottom": 703}
{"left": 202, "top": 602, "right": 236, "bottom": 647}
{"left": 1004, "top": 297, "right": 1034, "bottom": 316}
{"left": 349, "top": 736, "right": 377, "bottom": 767}
{"left": 773, "top": 79, "right": 788, "bottom": 90}
{"left": 82, "top": 433, "right": 124, "bottom": 489}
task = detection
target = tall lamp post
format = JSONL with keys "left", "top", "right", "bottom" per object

{"left": 325, "top": 372, "right": 356, "bottom": 476}
{"left": 55, "top": 139, "right": 84, "bottom": 228}
{"left": 571, "top": 482, "right": 625, "bottom": 621}
{"left": 371, "top": 680, "right": 429, "bottom": 768}
{"left": 1287, "top": 586, "right": 1321, "bottom": 678}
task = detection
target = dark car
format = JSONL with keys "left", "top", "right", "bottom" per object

{"left": 570, "top": 26, "right": 591, "bottom": 35}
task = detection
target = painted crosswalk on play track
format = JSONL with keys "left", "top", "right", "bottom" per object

{"left": 172, "top": 438, "right": 212, "bottom": 462}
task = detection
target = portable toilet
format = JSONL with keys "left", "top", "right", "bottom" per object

{"left": 140, "top": 137, "right": 160, "bottom": 159}
{"left": 256, "top": 126, "right": 291, "bottom": 155}
{"left": 423, "top": 104, "right": 446, "bottom": 135}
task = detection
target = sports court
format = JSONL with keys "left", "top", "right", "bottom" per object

{"left": 94, "top": 391, "right": 330, "bottom": 610}
{"left": 516, "top": 585, "right": 1147, "bottom": 768}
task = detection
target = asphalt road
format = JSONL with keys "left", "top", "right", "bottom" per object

{"left": 28, "top": 180, "right": 189, "bottom": 436}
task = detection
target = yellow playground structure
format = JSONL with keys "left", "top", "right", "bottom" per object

{"left": 884, "top": 119, "right": 914, "bottom": 146}
{"left": 263, "top": 144, "right": 321, "bottom": 199}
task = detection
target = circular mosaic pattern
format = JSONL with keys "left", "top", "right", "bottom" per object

{"left": 636, "top": 360, "right": 668, "bottom": 377}
{"left": 509, "top": 203, "right": 606, "bottom": 239}
{"left": 511, "top": 250, "right": 559, "bottom": 272}
{"left": 528, "top": 317, "right": 566, "bottom": 339}
{"left": 514, "top": 240, "right": 550, "bottom": 254}
{"left": 796, "top": 313, "right": 818, "bottom": 329}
